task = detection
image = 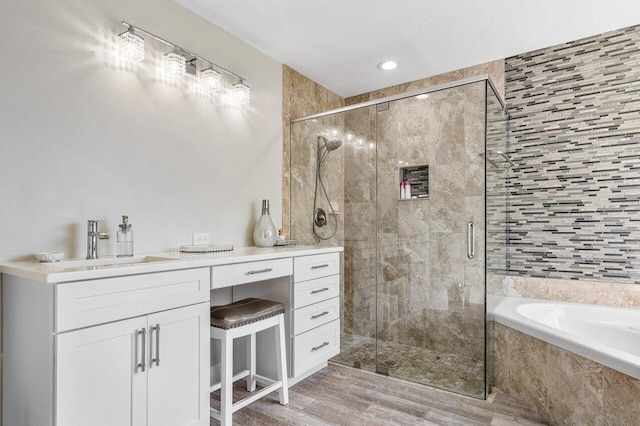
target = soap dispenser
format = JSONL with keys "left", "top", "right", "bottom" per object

{"left": 116, "top": 215, "right": 134, "bottom": 257}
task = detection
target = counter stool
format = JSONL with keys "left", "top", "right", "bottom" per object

{"left": 209, "top": 298, "right": 289, "bottom": 426}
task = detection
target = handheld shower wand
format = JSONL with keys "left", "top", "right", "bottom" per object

{"left": 313, "top": 135, "right": 342, "bottom": 240}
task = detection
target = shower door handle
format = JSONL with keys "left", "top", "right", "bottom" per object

{"left": 467, "top": 221, "right": 475, "bottom": 260}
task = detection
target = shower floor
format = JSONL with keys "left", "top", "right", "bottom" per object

{"left": 332, "top": 333, "right": 485, "bottom": 398}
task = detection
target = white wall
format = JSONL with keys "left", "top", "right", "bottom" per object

{"left": 0, "top": 0, "right": 283, "bottom": 261}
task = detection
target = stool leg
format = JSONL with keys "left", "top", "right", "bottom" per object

{"left": 275, "top": 315, "right": 289, "bottom": 405}
{"left": 221, "top": 333, "right": 233, "bottom": 426}
{"left": 247, "top": 333, "right": 256, "bottom": 392}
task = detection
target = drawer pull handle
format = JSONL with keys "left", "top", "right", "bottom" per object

{"left": 246, "top": 268, "right": 273, "bottom": 275}
{"left": 137, "top": 328, "right": 147, "bottom": 373}
{"left": 311, "top": 264, "right": 329, "bottom": 270}
{"left": 311, "top": 311, "right": 329, "bottom": 320}
{"left": 311, "top": 341, "right": 330, "bottom": 352}
{"left": 311, "top": 287, "right": 330, "bottom": 295}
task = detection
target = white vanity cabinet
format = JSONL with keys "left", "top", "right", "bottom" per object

{"left": 3, "top": 268, "right": 210, "bottom": 426}
{"left": 291, "top": 252, "right": 341, "bottom": 377}
{"left": 212, "top": 250, "right": 343, "bottom": 384}
{"left": 1, "top": 246, "right": 343, "bottom": 426}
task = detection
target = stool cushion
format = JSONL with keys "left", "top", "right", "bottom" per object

{"left": 210, "top": 298, "right": 285, "bottom": 330}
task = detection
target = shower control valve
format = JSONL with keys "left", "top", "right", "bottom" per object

{"left": 314, "top": 208, "right": 328, "bottom": 227}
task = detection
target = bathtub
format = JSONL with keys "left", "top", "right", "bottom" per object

{"left": 491, "top": 296, "right": 640, "bottom": 380}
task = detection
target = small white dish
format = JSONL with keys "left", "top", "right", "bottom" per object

{"left": 35, "top": 252, "right": 65, "bottom": 263}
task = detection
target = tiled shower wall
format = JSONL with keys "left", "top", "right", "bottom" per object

{"left": 282, "top": 65, "right": 344, "bottom": 238}
{"left": 505, "top": 25, "right": 640, "bottom": 285}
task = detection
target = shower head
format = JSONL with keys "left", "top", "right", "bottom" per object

{"left": 318, "top": 135, "right": 343, "bottom": 152}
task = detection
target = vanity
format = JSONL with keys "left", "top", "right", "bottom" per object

{"left": 0, "top": 245, "right": 343, "bottom": 426}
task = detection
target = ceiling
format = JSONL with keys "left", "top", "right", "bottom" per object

{"left": 175, "top": 0, "right": 640, "bottom": 97}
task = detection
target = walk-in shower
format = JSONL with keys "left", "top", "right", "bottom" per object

{"left": 289, "top": 76, "right": 508, "bottom": 398}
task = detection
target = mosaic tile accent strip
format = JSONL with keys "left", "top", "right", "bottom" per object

{"left": 505, "top": 25, "right": 640, "bottom": 284}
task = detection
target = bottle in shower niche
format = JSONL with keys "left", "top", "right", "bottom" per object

{"left": 253, "top": 200, "right": 277, "bottom": 247}
{"left": 116, "top": 215, "right": 134, "bottom": 257}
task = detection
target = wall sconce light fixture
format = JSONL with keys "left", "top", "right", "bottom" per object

{"left": 118, "top": 22, "right": 250, "bottom": 105}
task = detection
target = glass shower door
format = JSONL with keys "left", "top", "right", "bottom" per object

{"left": 374, "top": 81, "right": 487, "bottom": 397}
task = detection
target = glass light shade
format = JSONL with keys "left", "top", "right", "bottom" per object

{"left": 200, "top": 68, "right": 221, "bottom": 92}
{"left": 118, "top": 30, "right": 144, "bottom": 62}
{"left": 163, "top": 51, "right": 186, "bottom": 79}
{"left": 232, "top": 81, "right": 250, "bottom": 104}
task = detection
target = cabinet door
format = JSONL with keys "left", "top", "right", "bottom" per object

{"left": 56, "top": 316, "right": 148, "bottom": 426}
{"left": 147, "top": 303, "right": 209, "bottom": 426}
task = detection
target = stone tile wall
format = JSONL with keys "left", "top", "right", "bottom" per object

{"left": 493, "top": 322, "right": 640, "bottom": 425}
{"left": 282, "top": 65, "right": 344, "bottom": 237}
{"left": 504, "top": 275, "right": 640, "bottom": 308}
{"left": 343, "top": 106, "right": 377, "bottom": 337}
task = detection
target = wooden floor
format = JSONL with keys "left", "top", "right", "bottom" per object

{"left": 210, "top": 363, "right": 548, "bottom": 425}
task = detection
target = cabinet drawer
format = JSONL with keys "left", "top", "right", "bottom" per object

{"left": 293, "top": 275, "right": 340, "bottom": 308}
{"left": 210, "top": 258, "right": 292, "bottom": 289}
{"left": 56, "top": 268, "right": 210, "bottom": 332}
{"left": 293, "top": 319, "right": 340, "bottom": 377}
{"left": 294, "top": 252, "right": 340, "bottom": 283}
{"left": 293, "top": 297, "right": 340, "bottom": 335}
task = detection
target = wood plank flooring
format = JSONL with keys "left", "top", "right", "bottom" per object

{"left": 210, "top": 363, "right": 548, "bottom": 425}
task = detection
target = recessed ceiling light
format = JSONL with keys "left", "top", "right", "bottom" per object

{"left": 416, "top": 93, "right": 429, "bottom": 99}
{"left": 377, "top": 60, "right": 398, "bottom": 71}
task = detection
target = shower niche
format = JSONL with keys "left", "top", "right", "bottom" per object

{"left": 289, "top": 77, "right": 509, "bottom": 399}
{"left": 399, "top": 164, "right": 429, "bottom": 200}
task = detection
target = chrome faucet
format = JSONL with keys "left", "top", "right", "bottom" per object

{"left": 86, "top": 220, "right": 110, "bottom": 260}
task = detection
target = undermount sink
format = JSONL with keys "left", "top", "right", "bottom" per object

{"left": 54, "top": 255, "right": 179, "bottom": 271}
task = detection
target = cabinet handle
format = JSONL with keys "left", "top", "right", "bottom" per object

{"left": 151, "top": 324, "right": 160, "bottom": 367}
{"left": 311, "top": 311, "right": 329, "bottom": 320}
{"left": 311, "top": 287, "right": 330, "bottom": 295}
{"left": 311, "top": 264, "right": 329, "bottom": 270}
{"left": 311, "top": 341, "right": 330, "bottom": 352}
{"left": 137, "top": 328, "right": 147, "bottom": 373}
{"left": 246, "top": 268, "right": 273, "bottom": 275}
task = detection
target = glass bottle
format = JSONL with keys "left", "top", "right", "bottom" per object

{"left": 253, "top": 200, "right": 277, "bottom": 247}
{"left": 116, "top": 215, "right": 134, "bottom": 257}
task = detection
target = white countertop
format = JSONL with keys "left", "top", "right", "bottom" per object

{"left": 0, "top": 245, "right": 343, "bottom": 284}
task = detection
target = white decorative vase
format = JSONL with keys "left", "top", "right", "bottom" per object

{"left": 253, "top": 200, "right": 277, "bottom": 247}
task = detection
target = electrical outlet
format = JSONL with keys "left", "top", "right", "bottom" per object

{"left": 192, "top": 232, "right": 210, "bottom": 245}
